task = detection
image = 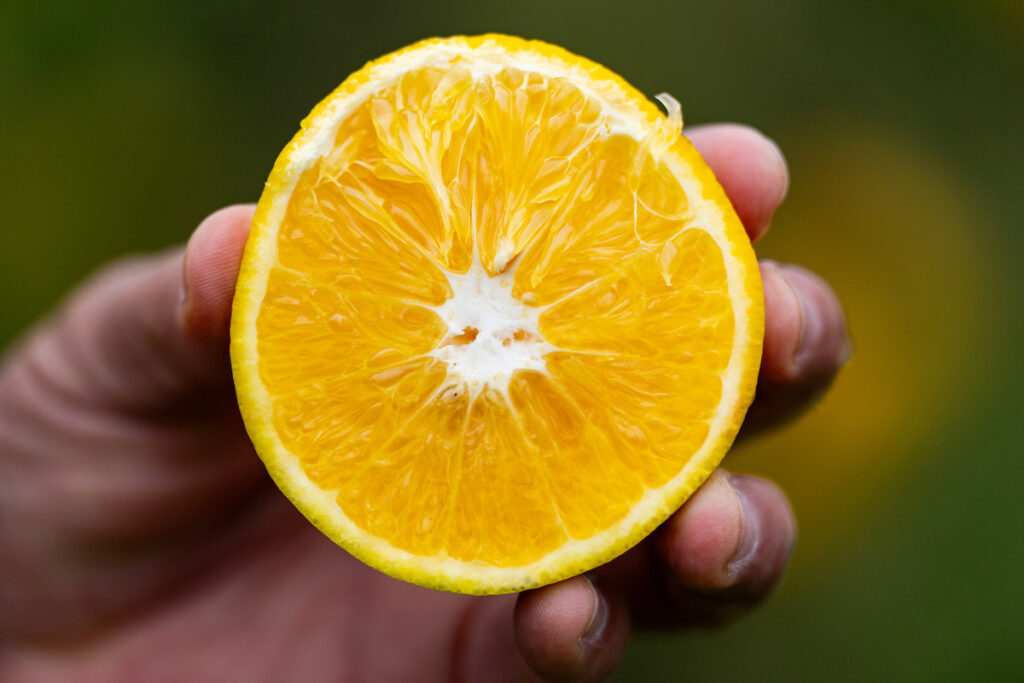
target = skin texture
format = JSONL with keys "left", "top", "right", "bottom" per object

{"left": 0, "top": 123, "right": 849, "bottom": 682}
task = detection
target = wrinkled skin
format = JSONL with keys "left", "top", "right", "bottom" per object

{"left": 0, "top": 124, "right": 850, "bottom": 682}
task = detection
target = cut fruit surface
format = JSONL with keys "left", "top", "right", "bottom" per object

{"left": 230, "top": 34, "right": 763, "bottom": 594}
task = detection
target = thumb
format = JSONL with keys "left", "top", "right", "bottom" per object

{"left": 29, "top": 205, "right": 255, "bottom": 413}
{"left": 180, "top": 204, "right": 257, "bottom": 348}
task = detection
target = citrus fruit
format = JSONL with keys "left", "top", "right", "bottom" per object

{"left": 230, "top": 34, "right": 763, "bottom": 594}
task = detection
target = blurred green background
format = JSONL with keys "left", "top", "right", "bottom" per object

{"left": 2, "top": 0, "right": 1022, "bottom": 680}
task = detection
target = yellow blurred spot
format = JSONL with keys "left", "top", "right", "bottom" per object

{"left": 733, "top": 119, "right": 995, "bottom": 574}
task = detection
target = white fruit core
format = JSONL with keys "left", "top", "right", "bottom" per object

{"left": 427, "top": 261, "right": 555, "bottom": 395}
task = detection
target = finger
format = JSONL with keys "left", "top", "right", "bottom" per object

{"left": 656, "top": 471, "right": 795, "bottom": 599}
{"left": 592, "top": 470, "right": 795, "bottom": 629}
{"left": 29, "top": 205, "right": 254, "bottom": 413}
{"left": 515, "top": 575, "right": 630, "bottom": 682}
{"left": 741, "top": 261, "right": 851, "bottom": 434}
{"left": 449, "top": 594, "right": 541, "bottom": 682}
{"left": 181, "top": 204, "right": 257, "bottom": 345}
{"left": 685, "top": 123, "right": 789, "bottom": 242}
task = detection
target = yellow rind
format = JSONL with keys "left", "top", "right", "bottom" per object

{"left": 230, "top": 34, "right": 764, "bottom": 595}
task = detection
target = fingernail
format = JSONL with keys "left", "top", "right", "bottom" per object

{"left": 179, "top": 248, "right": 192, "bottom": 316}
{"left": 177, "top": 278, "right": 195, "bottom": 336}
{"left": 779, "top": 265, "right": 850, "bottom": 375}
{"left": 178, "top": 246, "right": 202, "bottom": 337}
{"left": 580, "top": 580, "right": 609, "bottom": 651}
{"left": 755, "top": 134, "right": 789, "bottom": 237}
{"left": 762, "top": 133, "right": 790, "bottom": 207}
{"left": 726, "top": 474, "right": 760, "bottom": 578}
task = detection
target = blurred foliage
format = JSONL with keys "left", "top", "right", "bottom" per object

{"left": 2, "top": 0, "right": 1022, "bottom": 680}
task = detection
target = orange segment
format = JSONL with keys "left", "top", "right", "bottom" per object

{"left": 468, "top": 69, "right": 606, "bottom": 274}
{"left": 277, "top": 160, "right": 453, "bottom": 305}
{"left": 544, "top": 353, "right": 721, "bottom": 488}
{"left": 230, "top": 35, "right": 764, "bottom": 595}
{"left": 538, "top": 228, "right": 734, "bottom": 371}
{"left": 256, "top": 268, "right": 447, "bottom": 393}
{"left": 272, "top": 358, "right": 448, "bottom": 490}
{"left": 508, "top": 370, "right": 644, "bottom": 539}
{"left": 452, "top": 388, "right": 568, "bottom": 564}
{"left": 333, "top": 378, "right": 469, "bottom": 556}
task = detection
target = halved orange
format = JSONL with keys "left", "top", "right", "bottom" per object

{"left": 230, "top": 34, "right": 763, "bottom": 594}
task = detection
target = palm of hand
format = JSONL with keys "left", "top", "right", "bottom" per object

{"left": 1, "top": 302, "right": 517, "bottom": 679}
{"left": 0, "top": 126, "right": 848, "bottom": 682}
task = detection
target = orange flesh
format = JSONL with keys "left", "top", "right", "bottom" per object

{"left": 255, "top": 65, "right": 734, "bottom": 566}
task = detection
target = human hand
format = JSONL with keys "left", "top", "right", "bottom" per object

{"left": 0, "top": 124, "right": 848, "bottom": 682}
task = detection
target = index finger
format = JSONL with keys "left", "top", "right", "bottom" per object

{"left": 685, "top": 123, "right": 790, "bottom": 242}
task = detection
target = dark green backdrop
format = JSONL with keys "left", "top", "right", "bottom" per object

{"left": 3, "top": 1, "right": 1022, "bottom": 680}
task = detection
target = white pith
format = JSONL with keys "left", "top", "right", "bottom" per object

{"left": 426, "top": 256, "right": 556, "bottom": 397}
